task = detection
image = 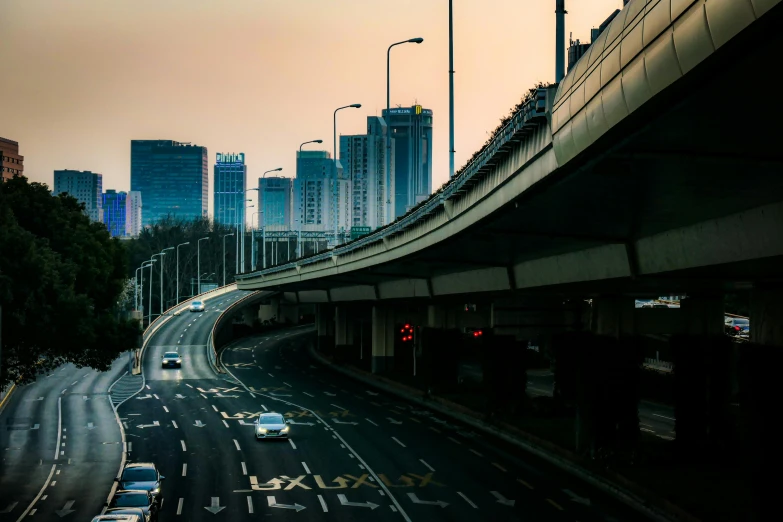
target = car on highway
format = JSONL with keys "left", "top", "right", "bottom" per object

{"left": 105, "top": 490, "right": 159, "bottom": 521}
{"left": 116, "top": 462, "right": 164, "bottom": 498}
{"left": 725, "top": 317, "right": 750, "bottom": 338}
{"left": 255, "top": 412, "right": 290, "bottom": 440}
{"left": 101, "top": 507, "right": 150, "bottom": 522}
{"left": 189, "top": 300, "right": 205, "bottom": 312}
{"left": 161, "top": 351, "right": 181, "bottom": 369}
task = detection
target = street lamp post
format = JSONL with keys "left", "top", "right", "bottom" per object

{"left": 300, "top": 139, "right": 323, "bottom": 152}
{"left": 449, "top": 1, "right": 455, "bottom": 178}
{"left": 260, "top": 168, "right": 282, "bottom": 271}
{"left": 333, "top": 104, "right": 361, "bottom": 246}
{"left": 197, "top": 237, "right": 209, "bottom": 296}
{"left": 176, "top": 242, "right": 190, "bottom": 305}
{"left": 222, "top": 233, "right": 234, "bottom": 286}
{"left": 149, "top": 254, "right": 164, "bottom": 325}
{"left": 244, "top": 203, "right": 255, "bottom": 272}
{"left": 160, "top": 247, "right": 174, "bottom": 313}
{"left": 386, "top": 37, "right": 423, "bottom": 224}
{"left": 136, "top": 261, "right": 154, "bottom": 312}
{"left": 251, "top": 211, "right": 261, "bottom": 271}
{"left": 241, "top": 190, "right": 258, "bottom": 273}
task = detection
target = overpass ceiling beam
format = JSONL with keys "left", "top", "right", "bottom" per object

{"left": 614, "top": 151, "right": 783, "bottom": 166}
{"left": 422, "top": 257, "right": 505, "bottom": 269}
{"left": 485, "top": 228, "right": 625, "bottom": 244}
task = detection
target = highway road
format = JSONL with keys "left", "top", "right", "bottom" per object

{"left": 0, "top": 358, "right": 128, "bottom": 520}
{"left": 117, "top": 289, "right": 642, "bottom": 522}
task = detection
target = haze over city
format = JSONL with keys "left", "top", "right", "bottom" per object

{"left": 2, "top": 0, "right": 621, "bottom": 215}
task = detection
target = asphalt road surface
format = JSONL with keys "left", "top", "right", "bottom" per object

{"left": 116, "top": 290, "right": 640, "bottom": 522}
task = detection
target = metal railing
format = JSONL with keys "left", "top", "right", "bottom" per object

{"left": 238, "top": 87, "right": 551, "bottom": 280}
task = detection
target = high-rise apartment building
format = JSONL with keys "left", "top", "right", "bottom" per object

{"left": 101, "top": 190, "right": 143, "bottom": 237}
{"left": 214, "top": 152, "right": 247, "bottom": 227}
{"left": 130, "top": 140, "right": 208, "bottom": 225}
{"left": 53, "top": 169, "right": 103, "bottom": 222}
{"left": 293, "top": 151, "right": 348, "bottom": 238}
{"left": 259, "top": 177, "right": 292, "bottom": 227}
{"left": 340, "top": 116, "right": 394, "bottom": 229}
{"left": 1, "top": 137, "right": 24, "bottom": 182}
{"left": 382, "top": 105, "right": 433, "bottom": 218}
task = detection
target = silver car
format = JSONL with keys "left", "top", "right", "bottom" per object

{"left": 255, "top": 413, "right": 290, "bottom": 440}
{"left": 189, "top": 300, "right": 205, "bottom": 312}
{"left": 161, "top": 351, "right": 181, "bottom": 369}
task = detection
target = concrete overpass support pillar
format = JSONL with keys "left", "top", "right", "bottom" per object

{"left": 316, "top": 304, "right": 334, "bottom": 356}
{"left": 744, "top": 289, "right": 783, "bottom": 519}
{"left": 258, "top": 296, "right": 280, "bottom": 325}
{"left": 371, "top": 305, "right": 395, "bottom": 374}
{"left": 241, "top": 307, "right": 257, "bottom": 327}
{"left": 671, "top": 295, "right": 731, "bottom": 454}
{"left": 334, "top": 306, "right": 355, "bottom": 363}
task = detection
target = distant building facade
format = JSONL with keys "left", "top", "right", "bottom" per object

{"left": 101, "top": 189, "right": 143, "bottom": 237}
{"left": 127, "top": 190, "right": 143, "bottom": 237}
{"left": 53, "top": 169, "right": 103, "bottom": 222}
{"left": 340, "top": 116, "right": 394, "bottom": 229}
{"left": 294, "top": 150, "right": 333, "bottom": 230}
{"left": 1, "top": 137, "right": 23, "bottom": 182}
{"left": 214, "top": 152, "right": 247, "bottom": 227}
{"left": 130, "top": 140, "right": 208, "bottom": 225}
{"left": 382, "top": 105, "right": 433, "bottom": 218}
{"left": 259, "top": 176, "right": 292, "bottom": 227}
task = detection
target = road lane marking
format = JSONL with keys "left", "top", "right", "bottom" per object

{"left": 212, "top": 405, "right": 219, "bottom": 412}
{"left": 517, "top": 478, "right": 534, "bottom": 489}
{"left": 177, "top": 498, "right": 183, "bottom": 515}
{"left": 653, "top": 413, "right": 675, "bottom": 421}
{"left": 547, "top": 498, "right": 564, "bottom": 510}
{"left": 29, "top": 509, "right": 36, "bottom": 516}
{"left": 200, "top": 394, "right": 207, "bottom": 399}
{"left": 419, "top": 459, "right": 435, "bottom": 472}
{"left": 458, "top": 492, "right": 478, "bottom": 508}
{"left": 302, "top": 462, "right": 311, "bottom": 474}
{"left": 429, "top": 427, "right": 441, "bottom": 433}
{"left": 153, "top": 394, "right": 159, "bottom": 400}
{"left": 447, "top": 436, "right": 460, "bottom": 444}
{"left": 283, "top": 382, "right": 292, "bottom": 387}
{"left": 392, "top": 437, "right": 406, "bottom": 448}
{"left": 317, "top": 494, "right": 328, "bottom": 512}
{"left": 469, "top": 449, "right": 483, "bottom": 457}
{"left": 289, "top": 439, "right": 297, "bottom": 449}
{"left": 331, "top": 403, "right": 346, "bottom": 410}
{"left": 163, "top": 406, "right": 169, "bottom": 413}
{"left": 222, "top": 420, "right": 229, "bottom": 428}
{"left": 268, "top": 373, "right": 274, "bottom": 378}
{"left": 71, "top": 381, "right": 78, "bottom": 385}
{"left": 146, "top": 385, "right": 150, "bottom": 390}
{"left": 303, "top": 392, "right": 314, "bottom": 397}
{"left": 365, "top": 418, "right": 379, "bottom": 426}
{"left": 492, "top": 462, "right": 507, "bottom": 472}
{"left": 182, "top": 464, "right": 187, "bottom": 476}
{"left": 172, "top": 421, "right": 178, "bottom": 429}
{"left": 261, "top": 405, "right": 268, "bottom": 411}
{"left": 247, "top": 496, "right": 254, "bottom": 514}
{"left": 234, "top": 439, "right": 241, "bottom": 451}
{"left": 185, "top": 384, "right": 193, "bottom": 388}
{"left": 241, "top": 462, "right": 247, "bottom": 475}
{"left": 180, "top": 440, "right": 186, "bottom": 451}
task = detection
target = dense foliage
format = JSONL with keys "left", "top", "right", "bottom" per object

{"left": 0, "top": 176, "right": 139, "bottom": 388}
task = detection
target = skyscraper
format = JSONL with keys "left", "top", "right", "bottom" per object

{"left": 340, "top": 116, "right": 395, "bottom": 229}
{"left": 259, "top": 177, "right": 292, "bottom": 227}
{"left": 214, "top": 152, "right": 247, "bottom": 227}
{"left": 101, "top": 190, "right": 143, "bottom": 237}
{"left": 130, "top": 140, "right": 208, "bottom": 225}
{"left": 294, "top": 150, "right": 333, "bottom": 230}
{"left": 53, "top": 169, "right": 103, "bottom": 222}
{"left": 382, "top": 105, "right": 433, "bottom": 218}
{"left": 127, "top": 191, "right": 143, "bottom": 237}
{"left": 1, "top": 137, "right": 24, "bottom": 182}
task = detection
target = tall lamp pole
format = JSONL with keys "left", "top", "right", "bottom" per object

{"left": 222, "top": 233, "right": 234, "bottom": 286}
{"left": 176, "top": 242, "right": 189, "bottom": 305}
{"left": 260, "top": 168, "right": 282, "bottom": 271}
{"left": 197, "top": 237, "right": 209, "bottom": 296}
{"left": 136, "top": 260, "right": 154, "bottom": 312}
{"left": 300, "top": 139, "right": 323, "bottom": 152}
{"left": 251, "top": 211, "right": 261, "bottom": 271}
{"left": 242, "top": 188, "right": 260, "bottom": 272}
{"left": 386, "top": 37, "right": 423, "bottom": 224}
{"left": 333, "top": 104, "right": 361, "bottom": 246}
{"left": 160, "top": 247, "right": 174, "bottom": 313}
{"left": 149, "top": 254, "right": 164, "bottom": 325}
{"left": 449, "top": 0, "right": 455, "bottom": 178}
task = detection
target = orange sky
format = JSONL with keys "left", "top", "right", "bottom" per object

{"left": 0, "top": 0, "right": 623, "bottom": 215}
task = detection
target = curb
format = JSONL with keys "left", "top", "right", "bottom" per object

{"left": 0, "top": 383, "right": 17, "bottom": 414}
{"left": 308, "top": 345, "right": 698, "bottom": 522}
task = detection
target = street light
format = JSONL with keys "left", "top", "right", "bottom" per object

{"left": 149, "top": 253, "right": 165, "bottom": 325}
{"left": 334, "top": 104, "right": 361, "bottom": 245}
{"left": 242, "top": 189, "right": 261, "bottom": 272}
{"left": 448, "top": 1, "right": 455, "bottom": 178}
{"left": 259, "top": 168, "right": 282, "bottom": 271}
{"left": 386, "top": 37, "right": 424, "bottom": 224}
{"left": 176, "top": 242, "right": 190, "bottom": 305}
{"left": 251, "top": 211, "right": 262, "bottom": 270}
{"left": 300, "top": 139, "right": 323, "bottom": 152}
{"left": 222, "top": 233, "right": 234, "bottom": 286}
{"left": 197, "top": 237, "right": 209, "bottom": 296}
{"left": 136, "top": 260, "right": 154, "bottom": 312}
{"left": 160, "top": 247, "right": 174, "bottom": 314}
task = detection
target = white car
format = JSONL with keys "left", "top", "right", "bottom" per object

{"left": 189, "top": 300, "right": 205, "bottom": 312}
{"left": 255, "top": 413, "right": 290, "bottom": 440}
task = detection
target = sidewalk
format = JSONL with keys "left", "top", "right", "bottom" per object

{"left": 311, "top": 346, "right": 746, "bottom": 522}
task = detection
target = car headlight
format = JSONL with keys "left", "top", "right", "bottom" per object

{"left": 151, "top": 487, "right": 160, "bottom": 494}
{"left": 176, "top": 359, "right": 182, "bottom": 364}
{"left": 257, "top": 428, "right": 267, "bottom": 433}
{"left": 281, "top": 426, "right": 289, "bottom": 433}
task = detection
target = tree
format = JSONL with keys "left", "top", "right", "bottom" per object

{"left": 0, "top": 176, "right": 138, "bottom": 388}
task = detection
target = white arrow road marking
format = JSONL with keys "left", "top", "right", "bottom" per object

{"left": 337, "top": 494, "right": 379, "bottom": 510}
{"left": 267, "top": 496, "right": 306, "bottom": 512}
{"left": 136, "top": 421, "right": 160, "bottom": 429}
{"left": 491, "top": 491, "right": 515, "bottom": 507}
{"left": 407, "top": 493, "right": 448, "bottom": 508}
{"left": 332, "top": 419, "right": 358, "bottom": 426}
{"left": 136, "top": 394, "right": 152, "bottom": 400}
{"left": 239, "top": 420, "right": 255, "bottom": 426}
{"left": 174, "top": 394, "right": 186, "bottom": 399}
{"left": 0, "top": 502, "right": 18, "bottom": 514}
{"left": 36, "top": 397, "right": 44, "bottom": 401}
{"left": 55, "top": 500, "right": 75, "bottom": 517}
{"left": 457, "top": 492, "right": 478, "bottom": 508}
{"left": 31, "top": 424, "right": 40, "bottom": 430}
{"left": 387, "top": 417, "right": 402, "bottom": 425}
{"left": 287, "top": 420, "right": 315, "bottom": 426}
{"left": 82, "top": 396, "right": 89, "bottom": 401}
{"left": 563, "top": 489, "right": 591, "bottom": 505}
{"left": 204, "top": 497, "right": 225, "bottom": 514}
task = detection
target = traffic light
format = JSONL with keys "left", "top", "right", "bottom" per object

{"left": 472, "top": 329, "right": 483, "bottom": 338}
{"left": 400, "top": 323, "right": 414, "bottom": 343}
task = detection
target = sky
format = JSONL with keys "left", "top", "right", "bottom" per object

{"left": 1, "top": 0, "right": 623, "bottom": 216}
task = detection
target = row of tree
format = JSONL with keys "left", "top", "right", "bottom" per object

{"left": 0, "top": 176, "right": 138, "bottom": 389}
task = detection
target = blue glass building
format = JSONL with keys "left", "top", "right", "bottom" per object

{"left": 259, "top": 177, "right": 292, "bottom": 227}
{"left": 102, "top": 189, "right": 127, "bottom": 237}
{"left": 130, "top": 140, "right": 208, "bottom": 225}
{"left": 214, "top": 152, "right": 247, "bottom": 227}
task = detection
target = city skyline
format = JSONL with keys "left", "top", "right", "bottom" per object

{"left": 0, "top": 0, "right": 622, "bottom": 216}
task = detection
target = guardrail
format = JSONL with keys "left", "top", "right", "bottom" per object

{"left": 238, "top": 87, "right": 551, "bottom": 280}
{"left": 207, "top": 291, "right": 266, "bottom": 374}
